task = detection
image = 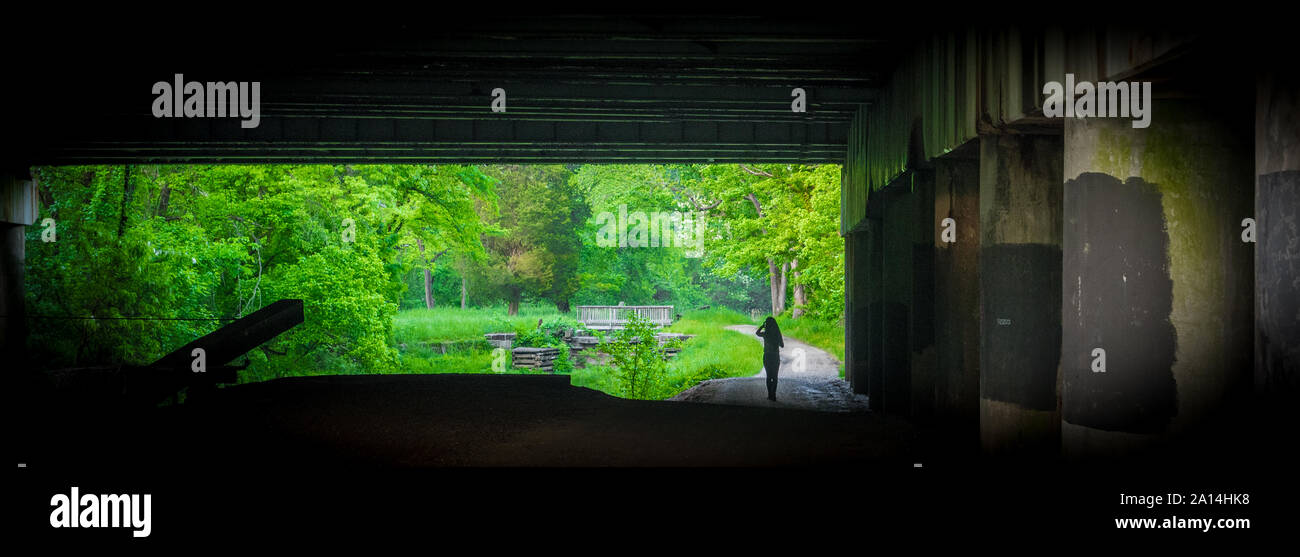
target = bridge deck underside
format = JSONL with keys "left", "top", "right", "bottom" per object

{"left": 7, "top": 17, "right": 906, "bottom": 166}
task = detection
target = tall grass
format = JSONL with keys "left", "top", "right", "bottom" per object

{"left": 777, "top": 317, "right": 845, "bottom": 364}
{"left": 397, "top": 342, "right": 496, "bottom": 374}
{"left": 664, "top": 308, "right": 765, "bottom": 387}
{"left": 393, "top": 303, "right": 569, "bottom": 344}
{"left": 391, "top": 303, "right": 569, "bottom": 375}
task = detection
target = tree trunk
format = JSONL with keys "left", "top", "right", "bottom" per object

{"left": 767, "top": 258, "right": 780, "bottom": 315}
{"left": 791, "top": 258, "right": 806, "bottom": 319}
{"left": 116, "top": 165, "right": 134, "bottom": 238}
{"left": 777, "top": 261, "right": 789, "bottom": 315}
{"left": 461, "top": 276, "right": 467, "bottom": 309}
{"left": 747, "top": 192, "right": 784, "bottom": 317}
{"left": 155, "top": 185, "right": 171, "bottom": 217}
{"left": 416, "top": 237, "right": 434, "bottom": 309}
{"left": 507, "top": 289, "right": 521, "bottom": 316}
{"left": 423, "top": 269, "right": 435, "bottom": 309}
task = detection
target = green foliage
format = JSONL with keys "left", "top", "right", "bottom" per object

{"left": 660, "top": 308, "right": 764, "bottom": 396}
{"left": 25, "top": 162, "right": 844, "bottom": 397}
{"left": 600, "top": 313, "right": 675, "bottom": 399}
{"left": 667, "top": 307, "right": 756, "bottom": 329}
{"left": 26, "top": 164, "right": 493, "bottom": 382}
{"left": 397, "top": 341, "right": 495, "bottom": 374}
{"left": 571, "top": 308, "right": 765, "bottom": 399}
{"left": 686, "top": 164, "right": 845, "bottom": 321}
{"left": 393, "top": 304, "right": 568, "bottom": 345}
{"left": 473, "top": 165, "right": 588, "bottom": 313}
{"left": 569, "top": 164, "right": 768, "bottom": 312}
{"left": 660, "top": 363, "right": 734, "bottom": 397}
{"left": 26, "top": 166, "right": 245, "bottom": 366}
{"left": 512, "top": 315, "right": 586, "bottom": 375}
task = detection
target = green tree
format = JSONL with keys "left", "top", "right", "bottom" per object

{"left": 25, "top": 163, "right": 499, "bottom": 381}
{"left": 682, "top": 163, "right": 844, "bottom": 321}
{"left": 477, "top": 165, "right": 586, "bottom": 314}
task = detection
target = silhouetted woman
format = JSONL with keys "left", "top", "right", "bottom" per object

{"left": 755, "top": 316, "right": 784, "bottom": 401}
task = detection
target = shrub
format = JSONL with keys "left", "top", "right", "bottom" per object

{"left": 602, "top": 313, "right": 672, "bottom": 399}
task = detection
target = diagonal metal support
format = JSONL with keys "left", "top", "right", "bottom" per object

{"left": 125, "top": 299, "right": 304, "bottom": 403}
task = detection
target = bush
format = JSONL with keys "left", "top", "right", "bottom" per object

{"left": 601, "top": 313, "right": 675, "bottom": 399}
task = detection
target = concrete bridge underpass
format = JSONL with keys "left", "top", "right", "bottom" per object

{"left": 3, "top": 16, "right": 1296, "bottom": 467}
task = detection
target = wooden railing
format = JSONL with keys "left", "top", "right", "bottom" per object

{"left": 576, "top": 305, "right": 673, "bottom": 330}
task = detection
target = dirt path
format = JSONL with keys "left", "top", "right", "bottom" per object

{"left": 669, "top": 324, "right": 868, "bottom": 412}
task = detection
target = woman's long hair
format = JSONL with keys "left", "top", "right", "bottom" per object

{"left": 762, "top": 316, "right": 781, "bottom": 340}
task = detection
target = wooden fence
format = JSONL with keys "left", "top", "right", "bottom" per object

{"left": 576, "top": 305, "right": 673, "bottom": 330}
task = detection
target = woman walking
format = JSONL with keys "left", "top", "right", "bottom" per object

{"left": 755, "top": 316, "right": 784, "bottom": 401}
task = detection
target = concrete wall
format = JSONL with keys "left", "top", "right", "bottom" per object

{"left": 1256, "top": 71, "right": 1300, "bottom": 403}
{"left": 1, "top": 174, "right": 36, "bottom": 362}
{"left": 844, "top": 228, "right": 870, "bottom": 395}
{"left": 1, "top": 223, "right": 24, "bottom": 359}
{"left": 866, "top": 215, "right": 884, "bottom": 408}
{"left": 910, "top": 170, "right": 937, "bottom": 421}
{"left": 933, "top": 154, "right": 981, "bottom": 430}
{"left": 1062, "top": 99, "right": 1254, "bottom": 457}
{"left": 839, "top": 29, "right": 1282, "bottom": 462}
{"left": 979, "top": 134, "right": 1064, "bottom": 456}
{"left": 880, "top": 181, "right": 914, "bottom": 417}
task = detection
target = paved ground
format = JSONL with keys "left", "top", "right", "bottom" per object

{"left": 669, "top": 324, "right": 869, "bottom": 412}
{"left": 17, "top": 374, "right": 925, "bottom": 470}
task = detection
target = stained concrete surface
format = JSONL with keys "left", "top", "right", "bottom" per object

{"left": 1063, "top": 173, "right": 1177, "bottom": 433}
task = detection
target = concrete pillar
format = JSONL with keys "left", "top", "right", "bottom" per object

{"left": 979, "top": 134, "right": 1064, "bottom": 456}
{"left": 1062, "top": 98, "right": 1254, "bottom": 458}
{"left": 844, "top": 228, "right": 870, "bottom": 394}
{"left": 2, "top": 172, "right": 36, "bottom": 364}
{"left": 933, "top": 154, "right": 981, "bottom": 431}
{"left": 910, "top": 169, "right": 936, "bottom": 422}
{"left": 879, "top": 180, "right": 914, "bottom": 417}
{"left": 1, "top": 223, "right": 24, "bottom": 355}
{"left": 865, "top": 214, "right": 884, "bottom": 409}
{"left": 1255, "top": 70, "right": 1300, "bottom": 404}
